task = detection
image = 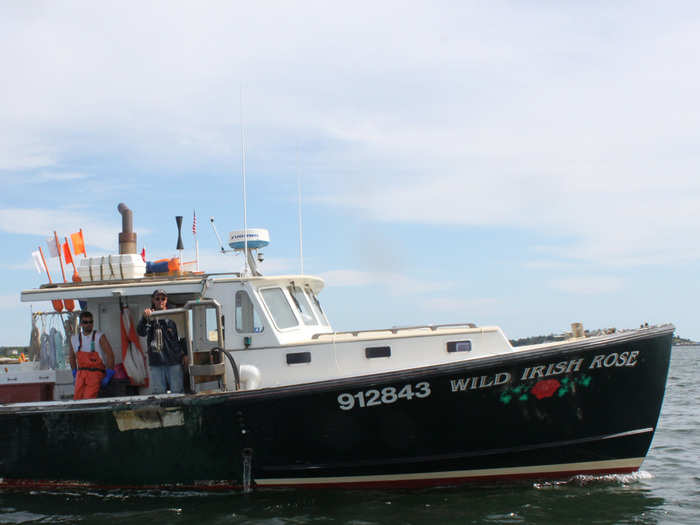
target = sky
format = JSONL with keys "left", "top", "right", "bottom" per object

{"left": 2, "top": 1, "right": 700, "bottom": 345}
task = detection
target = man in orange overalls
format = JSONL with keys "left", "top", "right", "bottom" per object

{"left": 69, "top": 311, "right": 115, "bottom": 399}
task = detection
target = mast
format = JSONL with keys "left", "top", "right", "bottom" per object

{"left": 298, "top": 172, "right": 304, "bottom": 274}
{"left": 240, "top": 87, "right": 249, "bottom": 277}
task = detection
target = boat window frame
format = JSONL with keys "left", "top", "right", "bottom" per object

{"left": 259, "top": 286, "right": 300, "bottom": 331}
{"left": 287, "top": 285, "right": 318, "bottom": 326}
{"left": 306, "top": 288, "right": 329, "bottom": 326}
{"left": 234, "top": 289, "right": 265, "bottom": 334}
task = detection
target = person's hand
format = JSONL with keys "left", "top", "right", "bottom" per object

{"left": 182, "top": 355, "right": 189, "bottom": 367}
{"left": 101, "top": 369, "right": 115, "bottom": 387}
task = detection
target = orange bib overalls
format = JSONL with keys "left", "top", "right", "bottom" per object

{"left": 74, "top": 331, "right": 106, "bottom": 400}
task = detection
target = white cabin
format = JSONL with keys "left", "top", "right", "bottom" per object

{"left": 20, "top": 271, "right": 514, "bottom": 395}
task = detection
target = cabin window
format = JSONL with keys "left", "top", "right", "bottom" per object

{"left": 205, "top": 308, "right": 219, "bottom": 342}
{"left": 288, "top": 286, "right": 318, "bottom": 325}
{"left": 307, "top": 289, "right": 329, "bottom": 326}
{"left": 447, "top": 341, "right": 472, "bottom": 353}
{"left": 260, "top": 287, "right": 298, "bottom": 329}
{"left": 235, "top": 290, "right": 264, "bottom": 333}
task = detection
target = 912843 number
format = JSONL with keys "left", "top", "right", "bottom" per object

{"left": 337, "top": 382, "right": 431, "bottom": 411}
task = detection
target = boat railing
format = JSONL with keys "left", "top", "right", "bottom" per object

{"left": 149, "top": 299, "right": 230, "bottom": 392}
{"left": 311, "top": 322, "right": 478, "bottom": 340}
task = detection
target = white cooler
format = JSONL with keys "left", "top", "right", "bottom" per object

{"left": 78, "top": 254, "right": 146, "bottom": 282}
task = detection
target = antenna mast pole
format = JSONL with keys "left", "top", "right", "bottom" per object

{"left": 240, "top": 87, "right": 249, "bottom": 277}
{"left": 298, "top": 172, "right": 304, "bottom": 274}
{"left": 193, "top": 210, "right": 199, "bottom": 272}
{"left": 209, "top": 217, "right": 228, "bottom": 253}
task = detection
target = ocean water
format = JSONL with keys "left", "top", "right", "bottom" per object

{"left": 1, "top": 345, "right": 698, "bottom": 525}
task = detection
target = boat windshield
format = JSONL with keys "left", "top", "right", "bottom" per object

{"left": 260, "top": 287, "right": 299, "bottom": 329}
{"left": 307, "top": 288, "right": 329, "bottom": 326}
{"left": 288, "top": 286, "right": 318, "bottom": 325}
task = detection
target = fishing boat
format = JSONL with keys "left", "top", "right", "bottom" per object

{"left": 0, "top": 204, "right": 674, "bottom": 490}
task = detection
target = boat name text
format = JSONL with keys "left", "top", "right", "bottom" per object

{"left": 450, "top": 373, "right": 512, "bottom": 392}
{"left": 450, "top": 351, "right": 640, "bottom": 393}
{"left": 337, "top": 382, "right": 431, "bottom": 411}
{"left": 588, "top": 351, "right": 639, "bottom": 369}
{"left": 522, "top": 351, "right": 639, "bottom": 380}
{"left": 521, "top": 358, "right": 584, "bottom": 380}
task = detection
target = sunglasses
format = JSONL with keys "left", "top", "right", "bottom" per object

{"left": 81, "top": 320, "right": 93, "bottom": 324}
{"left": 153, "top": 296, "right": 167, "bottom": 301}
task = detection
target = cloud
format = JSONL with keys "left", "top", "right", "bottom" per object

{"left": 36, "top": 171, "right": 92, "bottom": 181}
{"left": 0, "top": 133, "right": 57, "bottom": 171}
{"left": 318, "top": 269, "right": 376, "bottom": 287}
{"left": 0, "top": 294, "right": 21, "bottom": 310}
{"left": 524, "top": 259, "right": 573, "bottom": 270}
{"left": 319, "top": 269, "right": 453, "bottom": 296}
{"left": 0, "top": 208, "right": 118, "bottom": 251}
{"left": 422, "top": 296, "right": 498, "bottom": 313}
{"left": 195, "top": 253, "right": 297, "bottom": 275}
{"left": 548, "top": 276, "right": 623, "bottom": 295}
{"left": 1, "top": 2, "right": 700, "bottom": 270}
{"left": 1, "top": 171, "right": 93, "bottom": 185}
{"left": 315, "top": 142, "right": 700, "bottom": 267}
{"left": 0, "top": 261, "right": 35, "bottom": 271}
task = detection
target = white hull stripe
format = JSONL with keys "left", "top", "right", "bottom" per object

{"left": 256, "top": 457, "right": 645, "bottom": 487}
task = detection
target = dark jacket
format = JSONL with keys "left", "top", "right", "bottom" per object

{"left": 136, "top": 315, "right": 184, "bottom": 367}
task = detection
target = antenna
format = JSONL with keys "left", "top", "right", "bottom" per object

{"left": 240, "top": 87, "right": 249, "bottom": 277}
{"left": 209, "top": 216, "right": 229, "bottom": 253}
{"left": 298, "top": 172, "right": 304, "bottom": 274}
{"left": 193, "top": 210, "right": 199, "bottom": 272}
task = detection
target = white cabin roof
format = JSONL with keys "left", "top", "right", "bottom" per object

{"left": 20, "top": 274, "right": 325, "bottom": 302}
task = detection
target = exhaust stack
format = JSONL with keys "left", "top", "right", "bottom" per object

{"left": 117, "top": 202, "right": 137, "bottom": 254}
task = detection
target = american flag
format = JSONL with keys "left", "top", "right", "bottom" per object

{"left": 192, "top": 210, "right": 197, "bottom": 235}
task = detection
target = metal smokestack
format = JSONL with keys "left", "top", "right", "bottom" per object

{"left": 117, "top": 202, "right": 137, "bottom": 254}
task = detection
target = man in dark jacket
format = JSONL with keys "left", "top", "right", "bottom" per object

{"left": 137, "top": 289, "right": 188, "bottom": 393}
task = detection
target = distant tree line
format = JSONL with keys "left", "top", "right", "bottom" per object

{"left": 509, "top": 334, "right": 567, "bottom": 347}
{"left": 672, "top": 336, "right": 697, "bottom": 345}
{"left": 510, "top": 333, "right": 696, "bottom": 347}
{"left": 0, "top": 346, "right": 29, "bottom": 357}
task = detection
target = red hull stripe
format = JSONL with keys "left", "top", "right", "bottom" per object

{"left": 255, "top": 458, "right": 644, "bottom": 489}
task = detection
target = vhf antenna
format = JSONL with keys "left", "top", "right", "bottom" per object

{"left": 240, "top": 86, "right": 249, "bottom": 277}
{"left": 298, "top": 170, "right": 304, "bottom": 274}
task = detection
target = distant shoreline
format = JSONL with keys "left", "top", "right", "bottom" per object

{"left": 511, "top": 332, "right": 696, "bottom": 347}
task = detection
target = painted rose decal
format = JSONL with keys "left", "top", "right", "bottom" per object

{"left": 530, "top": 379, "right": 561, "bottom": 400}
{"left": 499, "top": 375, "right": 592, "bottom": 405}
